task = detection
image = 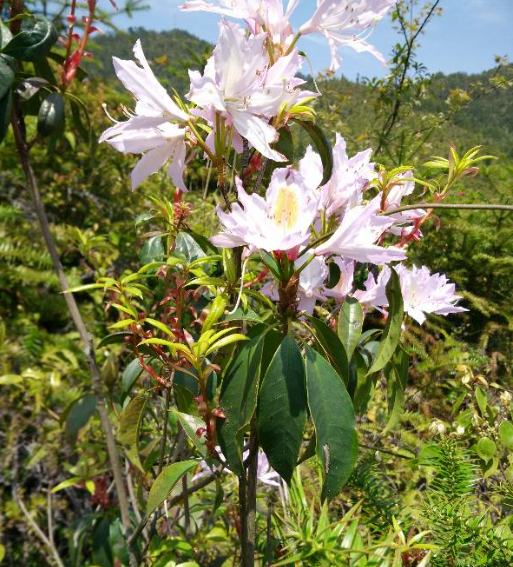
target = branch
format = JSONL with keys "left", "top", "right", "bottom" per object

{"left": 10, "top": 100, "right": 139, "bottom": 567}
{"left": 381, "top": 203, "right": 513, "bottom": 215}
{"left": 14, "top": 488, "right": 65, "bottom": 567}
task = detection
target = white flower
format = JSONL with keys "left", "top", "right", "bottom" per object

{"left": 324, "top": 258, "right": 355, "bottom": 300}
{"left": 99, "top": 40, "right": 189, "bottom": 191}
{"left": 187, "top": 20, "right": 309, "bottom": 161}
{"left": 322, "top": 134, "right": 375, "bottom": 217}
{"left": 299, "top": 0, "right": 397, "bottom": 71}
{"left": 353, "top": 264, "right": 468, "bottom": 325}
{"left": 314, "top": 194, "right": 407, "bottom": 264}
{"left": 383, "top": 172, "right": 426, "bottom": 237}
{"left": 180, "top": 0, "right": 300, "bottom": 45}
{"left": 262, "top": 253, "right": 329, "bottom": 314}
{"left": 211, "top": 168, "right": 319, "bottom": 253}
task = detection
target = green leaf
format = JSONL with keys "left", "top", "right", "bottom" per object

{"left": 273, "top": 126, "right": 294, "bottom": 164}
{"left": 0, "top": 89, "right": 12, "bottom": 144}
{"left": 367, "top": 269, "right": 404, "bottom": 375}
{"left": 1, "top": 16, "right": 58, "bottom": 61}
{"left": 217, "top": 335, "right": 265, "bottom": 476}
{"left": 65, "top": 394, "right": 96, "bottom": 446}
{"left": 258, "top": 335, "right": 307, "bottom": 483}
{"left": 0, "top": 54, "right": 14, "bottom": 99}
{"left": 304, "top": 345, "right": 358, "bottom": 501}
{"left": 205, "top": 333, "right": 248, "bottom": 356}
{"left": 144, "top": 318, "right": 175, "bottom": 338}
{"left": 175, "top": 232, "right": 206, "bottom": 263}
{"left": 97, "top": 332, "right": 132, "bottom": 348}
{"left": 476, "top": 437, "right": 497, "bottom": 463}
{"left": 203, "top": 294, "right": 229, "bottom": 332}
{"left": 146, "top": 460, "right": 197, "bottom": 517}
{"left": 383, "top": 346, "right": 409, "bottom": 433}
{"left": 140, "top": 235, "right": 165, "bottom": 265}
{"left": 499, "top": 421, "right": 513, "bottom": 450}
{"left": 174, "top": 410, "right": 208, "bottom": 458}
{"left": 293, "top": 119, "right": 333, "bottom": 185}
{"left": 122, "top": 358, "right": 143, "bottom": 394}
{"left": 51, "top": 476, "right": 83, "bottom": 493}
{"left": 118, "top": 395, "right": 147, "bottom": 446}
{"left": 352, "top": 350, "right": 375, "bottom": 414}
{"left": 306, "top": 315, "right": 349, "bottom": 385}
{"left": 475, "top": 386, "right": 488, "bottom": 416}
{"left": 337, "top": 297, "right": 364, "bottom": 362}
{"left": 0, "top": 21, "right": 13, "bottom": 50}
{"left": 37, "top": 92, "right": 65, "bottom": 137}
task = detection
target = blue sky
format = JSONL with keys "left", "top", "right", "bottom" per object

{"left": 113, "top": 0, "right": 513, "bottom": 79}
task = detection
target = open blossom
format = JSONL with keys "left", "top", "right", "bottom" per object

{"left": 211, "top": 169, "right": 318, "bottom": 253}
{"left": 187, "top": 20, "right": 310, "bottom": 161}
{"left": 383, "top": 172, "right": 426, "bottom": 237}
{"left": 180, "top": 0, "right": 299, "bottom": 45}
{"left": 99, "top": 40, "right": 189, "bottom": 191}
{"left": 299, "top": 0, "right": 397, "bottom": 71}
{"left": 324, "top": 258, "right": 355, "bottom": 300}
{"left": 315, "top": 194, "right": 407, "bottom": 264}
{"left": 354, "top": 264, "right": 468, "bottom": 324}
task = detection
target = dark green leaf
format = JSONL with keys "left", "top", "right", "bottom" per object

{"left": 65, "top": 394, "right": 96, "bottom": 445}
{"left": 217, "top": 335, "right": 265, "bottom": 476}
{"left": 353, "top": 350, "right": 376, "bottom": 414}
{"left": 383, "top": 346, "right": 409, "bottom": 433}
{"left": 293, "top": 119, "right": 333, "bottom": 185}
{"left": 337, "top": 297, "right": 364, "bottom": 362}
{"left": 37, "top": 92, "right": 65, "bottom": 137}
{"left": 0, "top": 55, "right": 14, "bottom": 99}
{"left": 97, "top": 332, "right": 132, "bottom": 348}
{"left": 0, "top": 21, "right": 13, "bottom": 49}
{"left": 175, "top": 231, "right": 206, "bottom": 263}
{"left": 121, "top": 358, "right": 143, "bottom": 394}
{"left": 146, "top": 460, "right": 197, "bottom": 517}
{"left": 140, "top": 235, "right": 165, "bottom": 265}
{"left": 1, "top": 16, "right": 58, "bottom": 61}
{"left": 306, "top": 314, "right": 349, "bottom": 385}
{"left": 273, "top": 126, "right": 294, "bottom": 164}
{"left": 367, "top": 269, "right": 404, "bottom": 375}
{"left": 0, "top": 89, "right": 11, "bottom": 144}
{"left": 304, "top": 345, "right": 358, "bottom": 501}
{"left": 258, "top": 335, "right": 307, "bottom": 483}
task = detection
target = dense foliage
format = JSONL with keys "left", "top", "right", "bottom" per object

{"left": 0, "top": 1, "right": 512, "bottom": 566}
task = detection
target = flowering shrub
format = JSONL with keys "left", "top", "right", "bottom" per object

{"left": 2, "top": 0, "right": 510, "bottom": 565}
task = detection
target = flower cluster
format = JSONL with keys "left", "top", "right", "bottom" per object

{"left": 101, "top": 0, "right": 467, "bottom": 326}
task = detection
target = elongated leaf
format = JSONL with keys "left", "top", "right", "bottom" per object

{"left": 305, "top": 345, "right": 358, "bottom": 501}
{"left": 121, "top": 358, "right": 144, "bottom": 393}
{"left": 0, "top": 21, "right": 12, "bottom": 49}
{"left": 0, "top": 89, "right": 11, "bottom": 144}
{"left": 306, "top": 315, "right": 349, "bottom": 385}
{"left": 1, "top": 16, "right": 58, "bottom": 61}
{"left": 205, "top": 333, "right": 248, "bottom": 356}
{"left": 383, "top": 346, "right": 409, "bottom": 433}
{"left": 175, "top": 232, "right": 206, "bottom": 263}
{"left": 258, "top": 335, "right": 307, "bottom": 483}
{"left": 367, "top": 269, "right": 404, "bottom": 375}
{"left": 203, "top": 293, "right": 228, "bottom": 332}
{"left": 140, "top": 235, "right": 164, "bottom": 265}
{"left": 0, "top": 55, "right": 14, "bottom": 99}
{"left": 118, "top": 395, "right": 147, "bottom": 445}
{"left": 217, "top": 335, "right": 265, "bottom": 475}
{"left": 293, "top": 119, "right": 333, "bottom": 185}
{"left": 97, "top": 332, "right": 131, "bottom": 348}
{"left": 352, "top": 350, "right": 375, "bottom": 414}
{"left": 337, "top": 297, "right": 364, "bottom": 362}
{"left": 37, "top": 92, "right": 65, "bottom": 137}
{"left": 174, "top": 410, "right": 208, "bottom": 458}
{"left": 65, "top": 394, "right": 96, "bottom": 446}
{"left": 145, "top": 460, "right": 197, "bottom": 517}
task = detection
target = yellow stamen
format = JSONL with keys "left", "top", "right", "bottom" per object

{"left": 271, "top": 184, "right": 300, "bottom": 231}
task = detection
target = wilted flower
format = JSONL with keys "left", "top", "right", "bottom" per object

{"left": 211, "top": 168, "right": 319, "bottom": 253}
{"left": 299, "top": 0, "right": 397, "bottom": 71}
{"left": 99, "top": 40, "right": 189, "bottom": 191}
{"left": 354, "top": 264, "right": 468, "bottom": 324}
{"left": 315, "top": 195, "right": 407, "bottom": 264}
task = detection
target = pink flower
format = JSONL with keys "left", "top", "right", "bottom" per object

{"left": 99, "top": 40, "right": 189, "bottom": 191}
{"left": 354, "top": 264, "right": 468, "bottom": 325}
{"left": 382, "top": 172, "right": 426, "bottom": 237}
{"left": 324, "top": 258, "right": 355, "bottom": 300}
{"left": 314, "top": 194, "right": 407, "bottom": 264}
{"left": 211, "top": 168, "right": 319, "bottom": 253}
{"left": 180, "top": 0, "right": 300, "bottom": 45}
{"left": 187, "top": 20, "right": 310, "bottom": 161}
{"left": 299, "top": 0, "right": 397, "bottom": 71}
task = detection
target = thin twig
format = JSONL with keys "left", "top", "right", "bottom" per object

{"left": 14, "top": 488, "right": 65, "bottom": 567}
{"left": 10, "top": 100, "right": 139, "bottom": 567}
{"left": 381, "top": 203, "right": 513, "bottom": 215}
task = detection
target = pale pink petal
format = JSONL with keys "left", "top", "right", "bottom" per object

{"left": 131, "top": 143, "right": 174, "bottom": 190}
